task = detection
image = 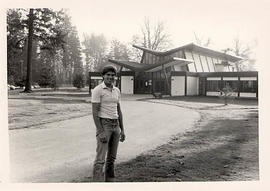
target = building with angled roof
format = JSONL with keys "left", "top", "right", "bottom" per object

{"left": 89, "top": 43, "right": 258, "bottom": 98}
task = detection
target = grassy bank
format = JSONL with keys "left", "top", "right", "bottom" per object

{"left": 112, "top": 102, "right": 259, "bottom": 182}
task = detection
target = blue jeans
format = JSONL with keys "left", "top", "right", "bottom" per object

{"left": 92, "top": 118, "right": 120, "bottom": 182}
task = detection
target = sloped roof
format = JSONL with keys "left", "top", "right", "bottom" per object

{"left": 108, "top": 57, "right": 194, "bottom": 72}
{"left": 108, "top": 59, "right": 155, "bottom": 72}
{"left": 133, "top": 43, "right": 242, "bottom": 62}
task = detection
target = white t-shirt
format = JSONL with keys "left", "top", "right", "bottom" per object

{"left": 91, "top": 82, "right": 121, "bottom": 119}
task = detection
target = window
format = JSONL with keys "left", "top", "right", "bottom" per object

{"left": 240, "top": 81, "right": 257, "bottom": 93}
{"left": 206, "top": 80, "right": 221, "bottom": 91}
{"left": 223, "top": 81, "right": 238, "bottom": 91}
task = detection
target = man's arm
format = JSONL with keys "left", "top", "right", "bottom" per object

{"left": 117, "top": 102, "right": 125, "bottom": 142}
{"left": 92, "top": 103, "right": 107, "bottom": 143}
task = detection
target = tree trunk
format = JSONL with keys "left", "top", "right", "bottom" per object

{"left": 24, "top": 8, "right": 34, "bottom": 92}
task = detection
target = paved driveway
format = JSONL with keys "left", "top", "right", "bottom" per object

{"left": 9, "top": 100, "right": 200, "bottom": 182}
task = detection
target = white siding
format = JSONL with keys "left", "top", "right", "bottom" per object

{"left": 192, "top": 53, "right": 203, "bottom": 72}
{"left": 187, "top": 76, "right": 199, "bottom": 95}
{"left": 174, "top": 64, "right": 183, "bottom": 71}
{"left": 185, "top": 51, "right": 196, "bottom": 72}
{"left": 206, "top": 57, "right": 215, "bottom": 72}
{"left": 200, "top": 55, "right": 210, "bottom": 72}
{"left": 121, "top": 76, "right": 134, "bottom": 94}
{"left": 171, "top": 76, "right": 185, "bottom": 96}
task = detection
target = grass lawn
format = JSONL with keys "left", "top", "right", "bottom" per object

{"left": 113, "top": 97, "right": 259, "bottom": 182}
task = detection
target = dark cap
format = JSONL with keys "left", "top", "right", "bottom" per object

{"left": 102, "top": 65, "right": 117, "bottom": 75}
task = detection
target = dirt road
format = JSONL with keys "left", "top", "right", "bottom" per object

{"left": 9, "top": 100, "right": 200, "bottom": 182}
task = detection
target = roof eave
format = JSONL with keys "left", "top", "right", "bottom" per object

{"left": 108, "top": 59, "right": 150, "bottom": 72}
{"left": 132, "top": 45, "right": 163, "bottom": 56}
{"left": 145, "top": 57, "right": 194, "bottom": 72}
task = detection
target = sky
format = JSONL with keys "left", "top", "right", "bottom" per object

{"left": 66, "top": 0, "right": 270, "bottom": 69}
{"left": 2, "top": 0, "right": 270, "bottom": 67}
{"left": 67, "top": 0, "right": 269, "bottom": 51}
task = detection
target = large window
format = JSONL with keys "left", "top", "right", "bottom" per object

{"left": 240, "top": 81, "right": 257, "bottom": 92}
{"left": 206, "top": 80, "right": 221, "bottom": 91}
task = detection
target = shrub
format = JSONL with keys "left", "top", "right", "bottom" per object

{"left": 219, "top": 83, "right": 236, "bottom": 105}
{"left": 38, "top": 67, "right": 54, "bottom": 87}
{"left": 73, "top": 74, "right": 85, "bottom": 89}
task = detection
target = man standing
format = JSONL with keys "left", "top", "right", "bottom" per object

{"left": 91, "top": 65, "right": 125, "bottom": 182}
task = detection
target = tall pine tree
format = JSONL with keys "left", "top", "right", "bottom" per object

{"left": 7, "top": 8, "right": 66, "bottom": 92}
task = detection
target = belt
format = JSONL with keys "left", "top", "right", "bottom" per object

{"left": 100, "top": 118, "right": 118, "bottom": 123}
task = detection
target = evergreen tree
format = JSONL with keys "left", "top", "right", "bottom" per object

{"left": 109, "top": 39, "right": 130, "bottom": 60}
{"left": 82, "top": 33, "right": 107, "bottom": 72}
{"left": 7, "top": 9, "right": 27, "bottom": 85}
{"left": 7, "top": 8, "right": 66, "bottom": 92}
{"left": 60, "top": 11, "right": 83, "bottom": 84}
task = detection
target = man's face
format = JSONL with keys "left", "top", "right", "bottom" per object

{"left": 103, "top": 71, "right": 116, "bottom": 86}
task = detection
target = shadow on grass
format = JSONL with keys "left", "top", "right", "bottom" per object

{"left": 77, "top": 111, "right": 258, "bottom": 182}
{"left": 114, "top": 112, "right": 258, "bottom": 182}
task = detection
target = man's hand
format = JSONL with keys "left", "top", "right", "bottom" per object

{"left": 120, "top": 131, "right": 126, "bottom": 142}
{"left": 98, "top": 132, "right": 107, "bottom": 143}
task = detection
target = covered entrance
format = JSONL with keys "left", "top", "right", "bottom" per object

{"left": 108, "top": 57, "right": 193, "bottom": 95}
{"left": 134, "top": 72, "right": 151, "bottom": 94}
{"left": 134, "top": 71, "right": 170, "bottom": 95}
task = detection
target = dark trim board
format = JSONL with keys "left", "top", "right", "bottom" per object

{"left": 120, "top": 71, "right": 135, "bottom": 76}
{"left": 186, "top": 72, "right": 198, "bottom": 77}
{"left": 198, "top": 71, "right": 258, "bottom": 77}
{"left": 171, "top": 71, "right": 198, "bottom": 77}
{"left": 171, "top": 71, "right": 187, "bottom": 76}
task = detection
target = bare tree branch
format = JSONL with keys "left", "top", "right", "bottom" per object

{"left": 137, "top": 17, "right": 172, "bottom": 51}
